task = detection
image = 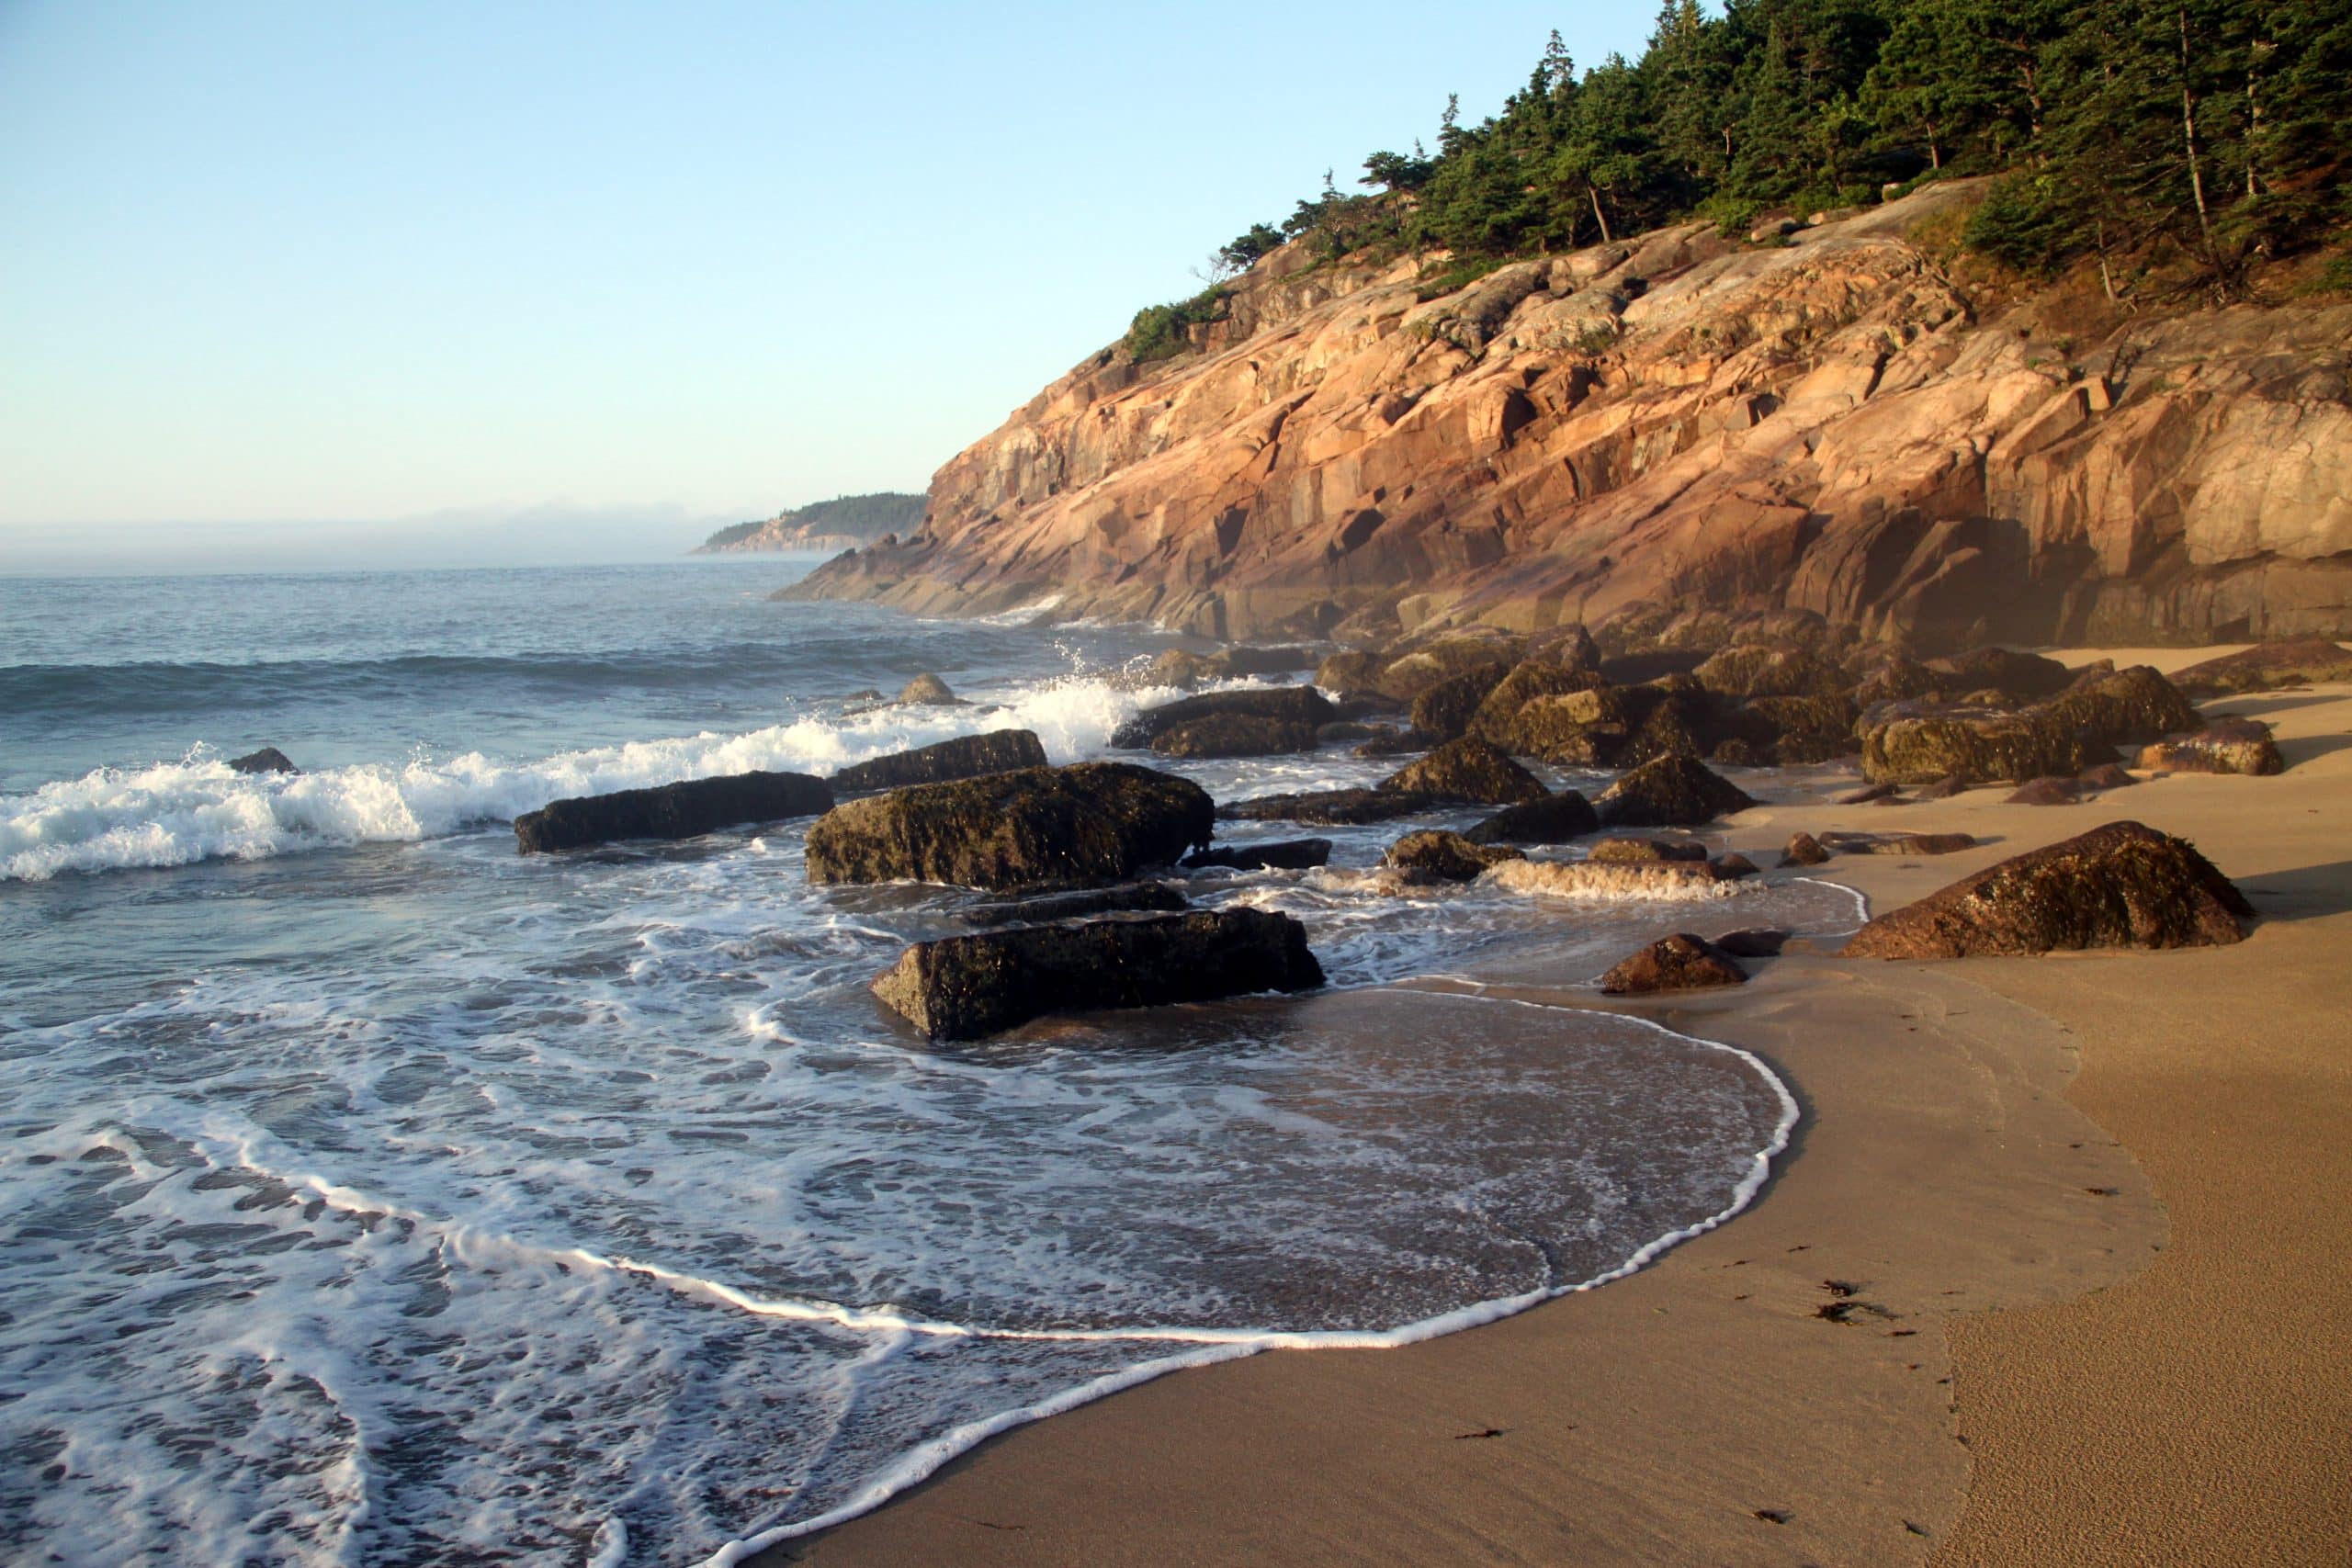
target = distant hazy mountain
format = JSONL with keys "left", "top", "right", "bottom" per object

{"left": 695, "top": 493, "right": 925, "bottom": 555}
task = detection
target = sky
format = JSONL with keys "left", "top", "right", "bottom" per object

{"left": 0, "top": 2, "right": 1657, "bottom": 570}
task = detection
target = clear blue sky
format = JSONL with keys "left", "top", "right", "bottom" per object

{"left": 0, "top": 2, "right": 1656, "bottom": 568}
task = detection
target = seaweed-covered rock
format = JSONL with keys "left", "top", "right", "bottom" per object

{"left": 1463, "top": 790, "right": 1600, "bottom": 845}
{"left": 1596, "top": 755, "right": 1758, "bottom": 828}
{"left": 1819, "top": 831, "right": 1976, "bottom": 855}
{"left": 832, "top": 730, "right": 1050, "bottom": 795}
{"left": 897, "top": 672, "right": 962, "bottom": 705}
{"left": 1374, "top": 637, "right": 1528, "bottom": 701}
{"left": 1315, "top": 721, "right": 1382, "bottom": 744}
{"left": 1148, "top": 714, "right": 1320, "bottom": 759}
{"left": 1219, "top": 788, "right": 1440, "bottom": 826}
{"left": 2007, "top": 775, "right": 2086, "bottom": 806}
{"left": 1693, "top": 644, "right": 1844, "bottom": 699}
{"left": 1860, "top": 704, "right": 2115, "bottom": 785}
{"left": 1314, "top": 649, "right": 1388, "bottom": 695}
{"left": 1781, "top": 832, "right": 1830, "bottom": 867}
{"left": 1379, "top": 738, "right": 1548, "bottom": 806}
{"left": 2138, "top": 719, "right": 2286, "bottom": 776}
{"left": 1746, "top": 694, "right": 1862, "bottom": 762}
{"left": 805, "top": 762, "right": 1212, "bottom": 893}
{"left": 1409, "top": 661, "right": 1510, "bottom": 742}
{"left": 517, "top": 771, "right": 833, "bottom": 853}
{"left": 872, "top": 909, "right": 1325, "bottom": 1040}
{"left": 1926, "top": 647, "right": 2074, "bottom": 700}
{"left": 1182, "top": 839, "right": 1333, "bottom": 872}
{"left": 1503, "top": 687, "right": 1637, "bottom": 764}
{"left": 1211, "top": 645, "right": 1317, "bottom": 678}
{"left": 1600, "top": 933, "right": 1747, "bottom": 995}
{"left": 1619, "top": 677, "right": 1716, "bottom": 765}
{"left": 2038, "top": 665, "right": 2201, "bottom": 748}
{"left": 1112, "top": 686, "right": 1335, "bottom": 750}
{"left": 1352, "top": 725, "right": 1435, "bottom": 758}
{"left": 1384, "top": 829, "right": 1524, "bottom": 884}
{"left": 1465, "top": 659, "right": 1605, "bottom": 744}
{"left": 2171, "top": 639, "right": 2352, "bottom": 697}
{"left": 1589, "top": 837, "right": 1711, "bottom": 864}
{"left": 229, "top": 747, "right": 300, "bottom": 775}
{"left": 961, "top": 882, "right": 1191, "bottom": 926}
{"left": 1843, "top": 821, "right": 2252, "bottom": 959}
{"left": 1850, "top": 653, "right": 1947, "bottom": 708}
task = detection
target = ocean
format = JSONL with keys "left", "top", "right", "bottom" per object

{"left": 0, "top": 560, "right": 1859, "bottom": 1565}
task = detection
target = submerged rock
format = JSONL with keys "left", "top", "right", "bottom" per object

{"left": 1383, "top": 829, "right": 1523, "bottom": 884}
{"left": 831, "top": 730, "right": 1049, "bottom": 795}
{"left": 1600, "top": 933, "right": 1747, "bottom": 995}
{"left": 229, "top": 747, "right": 300, "bottom": 775}
{"left": 1378, "top": 737, "right": 1548, "bottom": 806}
{"left": 1112, "top": 685, "right": 1335, "bottom": 750}
{"left": 1843, "top": 820, "right": 2252, "bottom": 959}
{"left": 1218, "top": 787, "right": 1441, "bottom": 826}
{"left": 870, "top": 909, "right": 1325, "bottom": 1040}
{"left": 1463, "top": 790, "right": 1600, "bottom": 845}
{"left": 516, "top": 771, "right": 833, "bottom": 853}
{"left": 2138, "top": 718, "right": 2286, "bottom": 776}
{"left": 805, "top": 762, "right": 1212, "bottom": 893}
{"left": 2171, "top": 638, "right": 2352, "bottom": 697}
{"left": 1182, "top": 839, "right": 1333, "bottom": 872}
{"left": 1596, "top": 755, "right": 1758, "bottom": 828}
{"left": 960, "top": 882, "right": 1190, "bottom": 926}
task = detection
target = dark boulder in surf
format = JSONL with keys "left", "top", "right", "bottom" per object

{"left": 229, "top": 748, "right": 300, "bottom": 775}
{"left": 1595, "top": 755, "right": 1758, "bottom": 828}
{"left": 1148, "top": 713, "right": 1321, "bottom": 759}
{"left": 871, "top": 908, "right": 1325, "bottom": 1040}
{"left": 805, "top": 762, "right": 1213, "bottom": 894}
{"left": 1111, "top": 685, "right": 1335, "bottom": 750}
{"left": 515, "top": 771, "right": 833, "bottom": 853}
{"left": 1600, "top": 933, "right": 1748, "bottom": 995}
{"left": 831, "top": 730, "right": 1049, "bottom": 795}
{"left": 1843, "top": 820, "right": 2251, "bottom": 960}
{"left": 1463, "top": 789, "right": 1600, "bottom": 845}
{"left": 960, "top": 881, "right": 1190, "bottom": 926}
{"left": 1377, "top": 737, "right": 1548, "bottom": 806}
{"left": 1182, "top": 839, "right": 1333, "bottom": 872}
{"left": 1382, "top": 829, "right": 1522, "bottom": 884}
{"left": 1218, "top": 787, "right": 1441, "bottom": 826}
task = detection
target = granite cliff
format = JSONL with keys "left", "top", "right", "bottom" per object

{"left": 785, "top": 183, "right": 2352, "bottom": 650}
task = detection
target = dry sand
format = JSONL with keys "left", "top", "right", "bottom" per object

{"left": 763, "top": 654, "right": 2352, "bottom": 1567}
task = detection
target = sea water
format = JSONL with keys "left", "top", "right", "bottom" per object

{"left": 0, "top": 561, "right": 1859, "bottom": 1564}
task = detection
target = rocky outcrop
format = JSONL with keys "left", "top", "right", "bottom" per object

{"left": 1182, "top": 839, "right": 1333, "bottom": 871}
{"left": 1148, "top": 714, "right": 1320, "bottom": 758}
{"left": 871, "top": 909, "right": 1325, "bottom": 1040}
{"left": 897, "top": 673, "right": 962, "bottom": 705}
{"left": 1843, "top": 820, "right": 2251, "bottom": 959}
{"left": 831, "top": 730, "right": 1049, "bottom": 794}
{"left": 1111, "top": 686, "right": 1335, "bottom": 749}
{"left": 2171, "top": 638, "right": 2352, "bottom": 696}
{"left": 1463, "top": 790, "right": 1600, "bottom": 844}
{"left": 229, "top": 748, "right": 299, "bottom": 775}
{"left": 1383, "top": 829, "right": 1523, "bottom": 883}
{"left": 804, "top": 762, "right": 1212, "bottom": 893}
{"left": 2139, "top": 718, "right": 2286, "bottom": 775}
{"left": 784, "top": 183, "right": 2352, "bottom": 649}
{"left": 1595, "top": 755, "right": 1758, "bottom": 827}
{"left": 516, "top": 771, "right": 833, "bottom": 853}
{"left": 1860, "top": 704, "right": 2116, "bottom": 785}
{"left": 1377, "top": 738, "right": 1547, "bottom": 805}
{"left": 1600, "top": 933, "right": 1748, "bottom": 995}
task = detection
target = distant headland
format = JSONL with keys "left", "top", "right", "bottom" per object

{"left": 693, "top": 492, "right": 925, "bottom": 556}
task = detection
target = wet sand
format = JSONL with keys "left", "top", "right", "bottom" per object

{"left": 763, "top": 656, "right": 2352, "bottom": 1566}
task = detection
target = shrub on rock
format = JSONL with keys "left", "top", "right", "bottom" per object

{"left": 1842, "top": 820, "right": 2252, "bottom": 959}
{"left": 872, "top": 909, "right": 1325, "bottom": 1040}
{"left": 805, "top": 762, "right": 1212, "bottom": 893}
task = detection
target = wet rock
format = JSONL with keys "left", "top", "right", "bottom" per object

{"left": 1373, "top": 637, "right": 1528, "bottom": 702}
{"left": 1838, "top": 781, "right": 1901, "bottom": 805}
{"left": 1409, "top": 661, "right": 1510, "bottom": 742}
{"left": 2171, "top": 638, "right": 2352, "bottom": 697}
{"left": 1113, "top": 686, "right": 1336, "bottom": 750}
{"left": 1219, "top": 788, "right": 1441, "bottom": 826}
{"left": 1619, "top": 677, "right": 1716, "bottom": 765}
{"left": 1820, "top": 830, "right": 1976, "bottom": 855}
{"left": 1485, "top": 859, "right": 1735, "bottom": 901}
{"left": 1465, "top": 659, "right": 1606, "bottom": 744}
{"left": 228, "top": 747, "right": 299, "bottom": 775}
{"left": 1843, "top": 820, "right": 2252, "bottom": 959}
{"left": 2137, "top": 718, "right": 2286, "bottom": 776}
{"left": 1693, "top": 645, "right": 1845, "bottom": 699}
{"left": 1600, "top": 933, "right": 1747, "bottom": 995}
{"left": 1589, "top": 837, "right": 1711, "bottom": 864}
{"left": 831, "top": 730, "right": 1050, "bottom": 795}
{"left": 1860, "top": 704, "right": 2115, "bottom": 785}
{"left": 1596, "top": 755, "right": 1758, "bottom": 828}
{"left": 1463, "top": 790, "right": 1600, "bottom": 845}
{"left": 1378, "top": 738, "right": 1548, "bottom": 806}
{"left": 1851, "top": 653, "right": 1947, "bottom": 708}
{"left": 1710, "top": 852, "right": 1760, "bottom": 881}
{"left": 1352, "top": 725, "right": 1435, "bottom": 758}
{"left": 1713, "top": 928, "right": 1790, "bottom": 958}
{"left": 517, "top": 771, "right": 833, "bottom": 853}
{"left": 2007, "top": 775, "right": 2086, "bottom": 806}
{"left": 1926, "top": 647, "right": 2074, "bottom": 701}
{"left": 1781, "top": 832, "right": 1831, "bottom": 867}
{"left": 1915, "top": 774, "right": 1968, "bottom": 800}
{"left": 1148, "top": 714, "right": 1320, "bottom": 759}
{"left": 961, "top": 882, "right": 1190, "bottom": 926}
{"left": 1182, "top": 839, "right": 1333, "bottom": 872}
{"left": 2039, "top": 665, "right": 2201, "bottom": 748}
{"left": 1710, "top": 738, "right": 1766, "bottom": 767}
{"left": 1747, "top": 694, "right": 1862, "bottom": 763}
{"left": 897, "top": 672, "right": 962, "bottom": 705}
{"left": 1314, "top": 649, "right": 1387, "bottom": 695}
{"left": 1314, "top": 721, "right": 1382, "bottom": 744}
{"left": 1384, "top": 829, "right": 1524, "bottom": 884}
{"left": 1129, "top": 649, "right": 1216, "bottom": 690}
{"left": 805, "top": 762, "right": 1213, "bottom": 893}
{"left": 872, "top": 909, "right": 1325, "bottom": 1040}
{"left": 1211, "top": 645, "right": 1318, "bottom": 677}
{"left": 2077, "top": 762, "right": 2138, "bottom": 791}
{"left": 1503, "top": 686, "right": 1636, "bottom": 764}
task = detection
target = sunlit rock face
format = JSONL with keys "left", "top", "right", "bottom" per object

{"left": 786, "top": 181, "right": 2352, "bottom": 649}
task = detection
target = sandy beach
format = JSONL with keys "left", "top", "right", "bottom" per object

{"left": 767, "top": 654, "right": 2352, "bottom": 1566}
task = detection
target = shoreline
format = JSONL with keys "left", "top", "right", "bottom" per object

{"left": 761, "top": 656, "right": 2352, "bottom": 1564}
